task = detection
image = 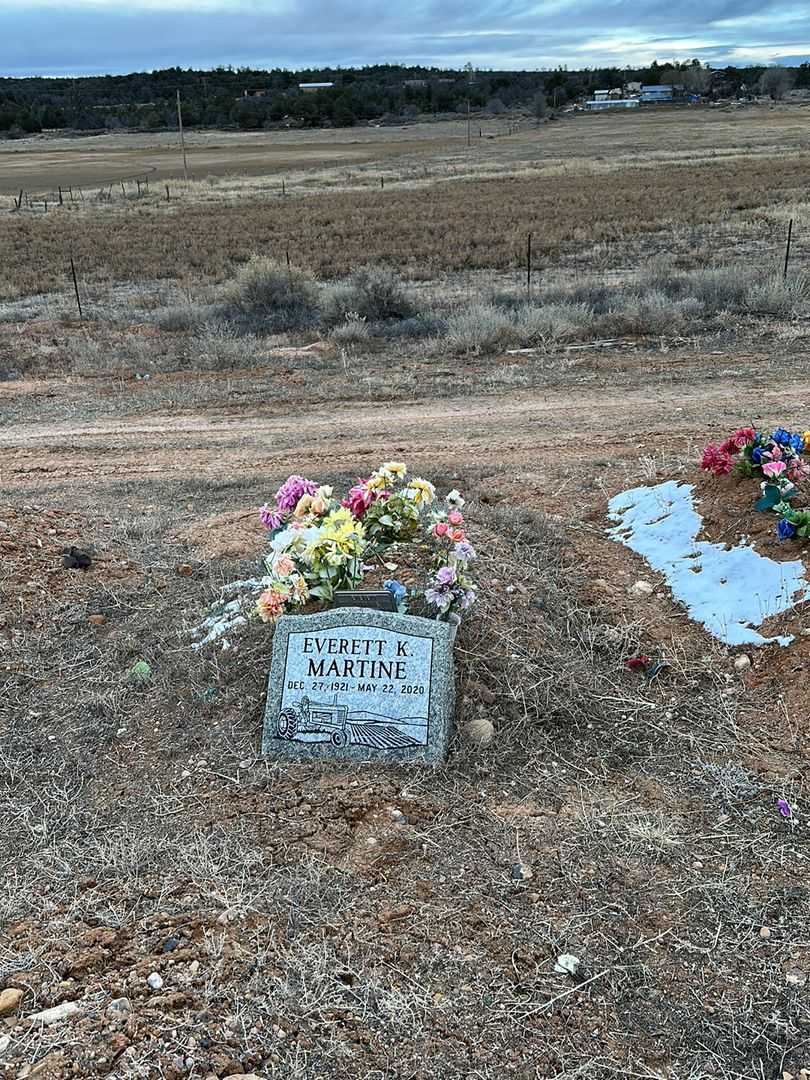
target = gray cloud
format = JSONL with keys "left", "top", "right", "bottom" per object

{"left": 1, "top": 0, "right": 808, "bottom": 75}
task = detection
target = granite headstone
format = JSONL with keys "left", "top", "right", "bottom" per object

{"left": 262, "top": 607, "right": 456, "bottom": 764}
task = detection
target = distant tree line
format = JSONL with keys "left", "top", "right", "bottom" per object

{"left": 1, "top": 60, "right": 807, "bottom": 137}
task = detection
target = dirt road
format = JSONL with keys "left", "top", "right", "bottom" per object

{"left": 2, "top": 376, "right": 798, "bottom": 498}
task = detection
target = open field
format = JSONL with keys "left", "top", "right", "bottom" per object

{"left": 2, "top": 108, "right": 810, "bottom": 1079}
{"left": 1, "top": 105, "right": 808, "bottom": 196}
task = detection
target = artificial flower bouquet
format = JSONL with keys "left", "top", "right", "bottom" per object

{"left": 255, "top": 463, "right": 477, "bottom": 624}
{"left": 700, "top": 425, "right": 810, "bottom": 540}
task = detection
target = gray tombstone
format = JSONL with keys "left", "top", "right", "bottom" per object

{"left": 262, "top": 608, "right": 456, "bottom": 764}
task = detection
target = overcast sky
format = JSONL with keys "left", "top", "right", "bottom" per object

{"left": 2, "top": 0, "right": 808, "bottom": 77}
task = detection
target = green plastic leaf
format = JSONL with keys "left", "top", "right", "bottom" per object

{"left": 754, "top": 485, "right": 783, "bottom": 512}
{"left": 128, "top": 660, "right": 152, "bottom": 684}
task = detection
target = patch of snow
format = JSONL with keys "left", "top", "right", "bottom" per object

{"left": 607, "top": 480, "right": 809, "bottom": 647}
{"left": 189, "top": 578, "right": 263, "bottom": 650}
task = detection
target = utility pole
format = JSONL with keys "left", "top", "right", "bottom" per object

{"left": 176, "top": 89, "right": 189, "bottom": 181}
{"left": 465, "top": 61, "right": 474, "bottom": 147}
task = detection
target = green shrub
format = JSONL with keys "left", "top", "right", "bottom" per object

{"left": 445, "top": 304, "right": 518, "bottom": 354}
{"left": 223, "top": 256, "right": 319, "bottom": 331}
{"left": 319, "top": 265, "right": 414, "bottom": 326}
{"left": 330, "top": 316, "right": 372, "bottom": 347}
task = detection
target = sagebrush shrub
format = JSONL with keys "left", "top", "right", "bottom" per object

{"left": 319, "top": 265, "right": 414, "bottom": 326}
{"left": 223, "top": 256, "right": 319, "bottom": 330}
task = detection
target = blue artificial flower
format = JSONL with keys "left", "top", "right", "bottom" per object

{"left": 790, "top": 433, "right": 804, "bottom": 453}
{"left": 778, "top": 519, "right": 797, "bottom": 541}
{"left": 751, "top": 447, "right": 763, "bottom": 464}
{"left": 772, "top": 427, "right": 792, "bottom": 446}
{"left": 383, "top": 579, "right": 408, "bottom": 607}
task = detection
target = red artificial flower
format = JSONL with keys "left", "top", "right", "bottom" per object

{"left": 700, "top": 444, "right": 734, "bottom": 477}
{"left": 624, "top": 655, "right": 650, "bottom": 671}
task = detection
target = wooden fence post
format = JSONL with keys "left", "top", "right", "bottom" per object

{"left": 783, "top": 218, "right": 794, "bottom": 280}
{"left": 527, "top": 232, "right": 533, "bottom": 301}
{"left": 69, "top": 256, "right": 83, "bottom": 320}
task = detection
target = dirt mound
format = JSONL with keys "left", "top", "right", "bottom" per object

{"left": 169, "top": 508, "right": 266, "bottom": 560}
{"left": 1, "top": 495, "right": 808, "bottom": 1079}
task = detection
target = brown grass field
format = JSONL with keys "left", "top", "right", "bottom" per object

{"left": 2, "top": 106, "right": 810, "bottom": 1080}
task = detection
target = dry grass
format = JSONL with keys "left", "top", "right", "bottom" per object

{"left": 3, "top": 153, "right": 809, "bottom": 300}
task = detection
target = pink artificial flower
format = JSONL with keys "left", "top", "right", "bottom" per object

{"left": 343, "top": 480, "right": 375, "bottom": 519}
{"left": 450, "top": 528, "right": 466, "bottom": 542}
{"left": 788, "top": 460, "right": 810, "bottom": 483}
{"left": 700, "top": 444, "right": 734, "bottom": 477}
{"left": 732, "top": 427, "right": 756, "bottom": 448}
{"left": 274, "top": 554, "right": 295, "bottom": 577}
{"left": 762, "top": 461, "right": 786, "bottom": 478}
{"left": 433, "top": 522, "right": 449, "bottom": 538}
{"left": 256, "top": 589, "right": 285, "bottom": 623}
{"left": 447, "top": 510, "right": 464, "bottom": 526}
{"left": 767, "top": 444, "right": 783, "bottom": 461}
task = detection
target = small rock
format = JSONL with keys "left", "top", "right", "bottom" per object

{"left": 554, "top": 953, "right": 581, "bottom": 976}
{"left": 107, "top": 997, "right": 131, "bottom": 1015}
{"left": 786, "top": 969, "right": 808, "bottom": 987}
{"left": 0, "top": 987, "right": 23, "bottom": 1017}
{"left": 510, "top": 862, "right": 533, "bottom": 881}
{"left": 28, "top": 1001, "right": 81, "bottom": 1025}
{"left": 223, "top": 1074, "right": 263, "bottom": 1080}
{"left": 760, "top": 926, "right": 771, "bottom": 939}
{"left": 146, "top": 972, "right": 163, "bottom": 990}
{"left": 464, "top": 716, "right": 495, "bottom": 747}
{"left": 629, "top": 580, "right": 654, "bottom": 597}
{"left": 734, "top": 654, "right": 751, "bottom": 672}
{"left": 87, "top": 614, "right": 106, "bottom": 627}
{"left": 176, "top": 563, "right": 194, "bottom": 577}
{"left": 62, "top": 546, "right": 92, "bottom": 571}
{"left": 0, "top": 1034, "right": 9, "bottom": 1055}
{"left": 162, "top": 937, "right": 182, "bottom": 953}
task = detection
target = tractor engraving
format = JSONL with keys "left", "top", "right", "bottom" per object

{"left": 276, "top": 695, "right": 349, "bottom": 746}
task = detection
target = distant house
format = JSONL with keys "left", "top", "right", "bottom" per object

{"left": 585, "top": 98, "right": 640, "bottom": 111}
{"left": 241, "top": 88, "right": 269, "bottom": 99}
{"left": 403, "top": 79, "right": 428, "bottom": 89}
{"left": 640, "top": 84, "right": 673, "bottom": 103}
{"left": 593, "top": 89, "right": 610, "bottom": 100}
{"left": 625, "top": 81, "right": 642, "bottom": 94}
{"left": 299, "top": 82, "right": 335, "bottom": 93}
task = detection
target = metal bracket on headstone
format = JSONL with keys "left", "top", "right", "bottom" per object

{"left": 333, "top": 590, "right": 397, "bottom": 613}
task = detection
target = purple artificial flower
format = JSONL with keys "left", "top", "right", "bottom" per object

{"left": 459, "top": 588, "right": 477, "bottom": 610}
{"left": 776, "top": 798, "right": 793, "bottom": 819}
{"left": 435, "top": 565, "right": 456, "bottom": 587}
{"left": 275, "top": 474, "right": 318, "bottom": 513}
{"left": 259, "top": 504, "right": 282, "bottom": 531}
{"left": 454, "top": 541, "right": 476, "bottom": 562}
{"left": 425, "top": 587, "right": 447, "bottom": 607}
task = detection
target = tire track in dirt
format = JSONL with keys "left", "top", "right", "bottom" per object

{"left": 2, "top": 380, "right": 803, "bottom": 496}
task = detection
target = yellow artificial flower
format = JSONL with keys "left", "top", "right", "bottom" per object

{"left": 366, "top": 472, "right": 389, "bottom": 492}
{"left": 404, "top": 477, "right": 436, "bottom": 507}
{"left": 380, "top": 461, "right": 407, "bottom": 480}
{"left": 803, "top": 431, "right": 810, "bottom": 449}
